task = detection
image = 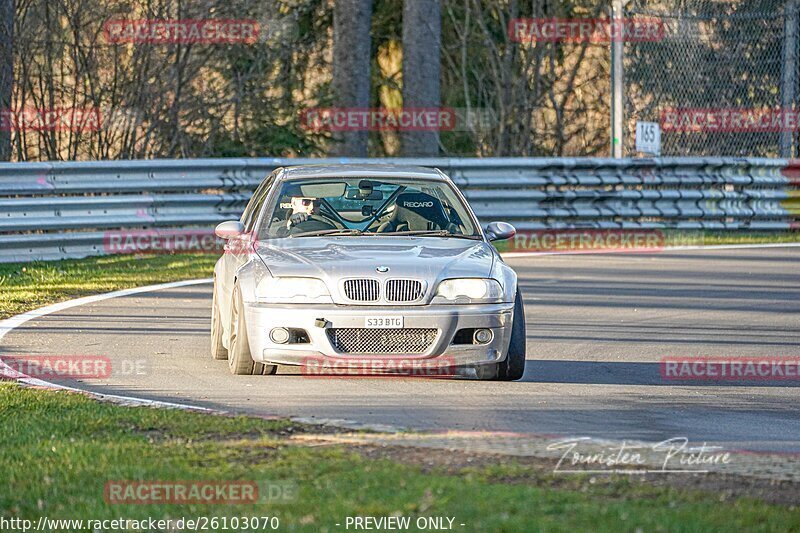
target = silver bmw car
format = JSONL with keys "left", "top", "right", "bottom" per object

{"left": 210, "top": 164, "right": 526, "bottom": 380}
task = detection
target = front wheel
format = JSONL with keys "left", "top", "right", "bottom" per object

{"left": 497, "top": 288, "right": 527, "bottom": 381}
{"left": 474, "top": 288, "right": 527, "bottom": 381}
{"left": 227, "top": 285, "right": 266, "bottom": 375}
{"left": 210, "top": 283, "right": 228, "bottom": 360}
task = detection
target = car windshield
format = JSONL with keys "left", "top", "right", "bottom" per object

{"left": 257, "top": 177, "right": 480, "bottom": 239}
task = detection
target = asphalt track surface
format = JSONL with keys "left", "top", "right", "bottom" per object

{"left": 2, "top": 247, "right": 799, "bottom": 452}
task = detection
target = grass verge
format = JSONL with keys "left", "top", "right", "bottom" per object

{"left": 491, "top": 229, "right": 800, "bottom": 254}
{"left": 0, "top": 254, "right": 216, "bottom": 320}
{"left": 672, "top": 230, "right": 800, "bottom": 246}
{"left": 1, "top": 384, "right": 797, "bottom": 532}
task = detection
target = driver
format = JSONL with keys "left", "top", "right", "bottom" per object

{"left": 286, "top": 196, "right": 319, "bottom": 228}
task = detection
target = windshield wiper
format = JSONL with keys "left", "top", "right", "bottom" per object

{"left": 290, "top": 228, "right": 365, "bottom": 238}
{"left": 382, "top": 230, "right": 482, "bottom": 240}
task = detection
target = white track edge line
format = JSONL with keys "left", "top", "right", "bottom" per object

{"left": 0, "top": 277, "right": 404, "bottom": 430}
{"left": 0, "top": 279, "right": 215, "bottom": 411}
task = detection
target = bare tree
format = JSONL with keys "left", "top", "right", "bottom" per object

{"left": 401, "top": 0, "right": 441, "bottom": 157}
{"left": 3, "top": 0, "right": 611, "bottom": 160}
{"left": 439, "top": 0, "right": 608, "bottom": 157}
{"left": 7, "top": 0, "right": 331, "bottom": 161}
{"left": 0, "top": 0, "right": 12, "bottom": 160}
{"left": 331, "top": 0, "right": 373, "bottom": 157}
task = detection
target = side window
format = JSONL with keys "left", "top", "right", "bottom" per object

{"left": 241, "top": 172, "right": 276, "bottom": 232}
{"left": 239, "top": 192, "right": 258, "bottom": 228}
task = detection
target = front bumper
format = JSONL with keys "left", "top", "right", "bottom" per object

{"left": 243, "top": 302, "right": 515, "bottom": 367}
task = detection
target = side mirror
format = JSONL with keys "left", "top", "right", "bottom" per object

{"left": 215, "top": 220, "right": 245, "bottom": 240}
{"left": 485, "top": 221, "right": 516, "bottom": 242}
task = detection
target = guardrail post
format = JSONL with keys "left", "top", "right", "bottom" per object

{"left": 781, "top": 0, "right": 798, "bottom": 158}
{"left": 610, "top": 0, "right": 624, "bottom": 158}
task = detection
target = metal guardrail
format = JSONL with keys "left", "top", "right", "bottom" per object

{"left": 1, "top": 157, "right": 798, "bottom": 263}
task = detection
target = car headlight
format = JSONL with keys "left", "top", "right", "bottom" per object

{"left": 255, "top": 277, "right": 332, "bottom": 303}
{"left": 434, "top": 278, "right": 503, "bottom": 304}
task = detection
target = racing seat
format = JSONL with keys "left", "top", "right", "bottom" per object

{"left": 377, "top": 192, "right": 452, "bottom": 233}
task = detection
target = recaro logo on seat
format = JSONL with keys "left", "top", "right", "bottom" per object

{"left": 403, "top": 201, "right": 433, "bottom": 208}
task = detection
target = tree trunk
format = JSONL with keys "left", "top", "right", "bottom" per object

{"left": 401, "top": 0, "right": 441, "bottom": 157}
{"left": 332, "top": 0, "right": 373, "bottom": 157}
{"left": 0, "top": 0, "right": 13, "bottom": 161}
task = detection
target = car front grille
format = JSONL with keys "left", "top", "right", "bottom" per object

{"left": 326, "top": 328, "right": 438, "bottom": 354}
{"left": 343, "top": 279, "right": 380, "bottom": 302}
{"left": 342, "top": 278, "right": 425, "bottom": 303}
{"left": 385, "top": 279, "right": 424, "bottom": 302}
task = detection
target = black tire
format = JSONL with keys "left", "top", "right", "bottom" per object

{"left": 473, "top": 363, "right": 500, "bottom": 380}
{"left": 210, "top": 283, "right": 228, "bottom": 360}
{"left": 497, "top": 288, "right": 527, "bottom": 381}
{"left": 227, "top": 285, "right": 265, "bottom": 375}
{"left": 474, "top": 288, "right": 526, "bottom": 381}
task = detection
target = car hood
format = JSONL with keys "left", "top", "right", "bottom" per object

{"left": 255, "top": 237, "right": 496, "bottom": 302}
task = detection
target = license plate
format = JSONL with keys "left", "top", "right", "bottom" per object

{"left": 365, "top": 316, "right": 404, "bottom": 328}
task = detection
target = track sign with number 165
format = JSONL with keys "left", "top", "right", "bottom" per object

{"left": 636, "top": 121, "right": 661, "bottom": 155}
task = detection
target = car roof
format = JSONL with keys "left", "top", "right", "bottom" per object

{"left": 277, "top": 164, "right": 448, "bottom": 182}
